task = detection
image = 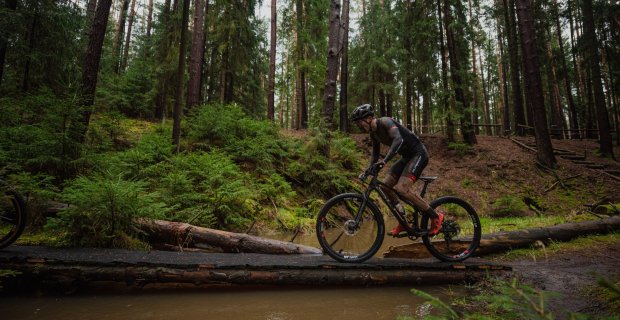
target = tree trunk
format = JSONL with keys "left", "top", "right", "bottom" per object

{"left": 553, "top": 0, "right": 578, "bottom": 139}
{"left": 322, "top": 0, "right": 341, "bottom": 129}
{"left": 384, "top": 215, "right": 620, "bottom": 259}
{"left": 545, "top": 35, "right": 565, "bottom": 139}
{"left": 153, "top": 0, "right": 172, "bottom": 121}
{"left": 468, "top": 0, "right": 480, "bottom": 135}
{"left": 112, "top": 0, "right": 129, "bottom": 74}
{"left": 581, "top": 0, "right": 614, "bottom": 157}
{"left": 267, "top": 0, "right": 277, "bottom": 121}
{"left": 568, "top": 0, "right": 585, "bottom": 138}
{"left": 172, "top": 0, "right": 190, "bottom": 153}
{"left": 496, "top": 19, "right": 511, "bottom": 136}
{"left": 22, "top": 11, "right": 37, "bottom": 93}
{"left": 296, "top": 0, "right": 307, "bottom": 129}
{"left": 138, "top": 219, "right": 322, "bottom": 254}
{"left": 187, "top": 0, "right": 207, "bottom": 110}
{"left": 443, "top": 0, "right": 476, "bottom": 145}
{"left": 72, "top": 0, "right": 114, "bottom": 145}
{"left": 515, "top": 0, "right": 556, "bottom": 168}
{"left": 121, "top": 0, "right": 137, "bottom": 72}
{"left": 146, "top": 0, "right": 154, "bottom": 38}
{"left": 479, "top": 48, "right": 492, "bottom": 136}
{"left": 338, "top": 0, "right": 350, "bottom": 133}
{"left": 0, "top": 0, "right": 16, "bottom": 86}
{"left": 437, "top": 0, "right": 454, "bottom": 141}
{"left": 504, "top": 0, "right": 525, "bottom": 136}
{"left": 0, "top": 246, "right": 501, "bottom": 288}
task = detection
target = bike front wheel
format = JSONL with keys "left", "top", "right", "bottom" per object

{"left": 316, "top": 193, "right": 385, "bottom": 263}
{"left": 421, "top": 196, "right": 481, "bottom": 262}
{"left": 0, "top": 188, "right": 27, "bottom": 249}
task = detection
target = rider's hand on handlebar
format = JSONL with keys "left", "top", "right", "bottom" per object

{"left": 359, "top": 160, "right": 386, "bottom": 181}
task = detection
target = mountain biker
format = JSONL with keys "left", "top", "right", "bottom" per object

{"left": 350, "top": 103, "right": 443, "bottom": 237}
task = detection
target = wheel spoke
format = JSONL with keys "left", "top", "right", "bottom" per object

{"left": 317, "top": 194, "right": 384, "bottom": 263}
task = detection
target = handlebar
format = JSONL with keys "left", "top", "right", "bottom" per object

{"left": 359, "top": 162, "right": 385, "bottom": 182}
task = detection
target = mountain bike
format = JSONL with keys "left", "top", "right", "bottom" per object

{"left": 0, "top": 179, "right": 27, "bottom": 249}
{"left": 316, "top": 164, "right": 481, "bottom": 263}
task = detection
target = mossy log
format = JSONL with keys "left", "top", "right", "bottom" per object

{"left": 137, "top": 218, "right": 322, "bottom": 255}
{"left": 384, "top": 215, "right": 620, "bottom": 259}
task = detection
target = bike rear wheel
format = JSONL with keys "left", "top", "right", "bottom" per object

{"left": 421, "top": 196, "right": 481, "bottom": 262}
{"left": 0, "top": 188, "right": 27, "bottom": 249}
{"left": 316, "top": 193, "right": 384, "bottom": 263}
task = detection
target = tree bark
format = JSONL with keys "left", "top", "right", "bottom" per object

{"left": 72, "top": 0, "right": 114, "bottom": 145}
{"left": 384, "top": 215, "right": 620, "bottom": 259}
{"left": 443, "top": 0, "right": 476, "bottom": 145}
{"left": 338, "top": 0, "right": 350, "bottom": 133}
{"left": 553, "top": 0, "right": 578, "bottom": 139}
{"left": 187, "top": 0, "right": 207, "bottom": 110}
{"left": 267, "top": 0, "right": 277, "bottom": 121}
{"left": 545, "top": 35, "right": 565, "bottom": 139}
{"left": 0, "top": 0, "right": 17, "bottom": 86}
{"left": 437, "top": 0, "right": 454, "bottom": 141}
{"left": 172, "top": 0, "right": 191, "bottom": 153}
{"left": 296, "top": 0, "right": 307, "bottom": 129}
{"left": 322, "top": 0, "right": 341, "bottom": 129}
{"left": 138, "top": 219, "right": 321, "bottom": 254}
{"left": 121, "top": 0, "right": 137, "bottom": 72}
{"left": 146, "top": 0, "right": 154, "bottom": 38}
{"left": 515, "top": 0, "right": 556, "bottom": 168}
{"left": 581, "top": 0, "right": 614, "bottom": 157}
{"left": 504, "top": 0, "right": 526, "bottom": 136}
{"left": 112, "top": 0, "right": 129, "bottom": 74}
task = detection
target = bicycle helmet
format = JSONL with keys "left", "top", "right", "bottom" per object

{"left": 350, "top": 104, "right": 374, "bottom": 121}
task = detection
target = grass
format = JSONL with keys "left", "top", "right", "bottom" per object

{"left": 480, "top": 215, "right": 572, "bottom": 234}
{"left": 488, "top": 232, "right": 620, "bottom": 261}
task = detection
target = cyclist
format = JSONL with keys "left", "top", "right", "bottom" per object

{"left": 350, "top": 103, "right": 443, "bottom": 237}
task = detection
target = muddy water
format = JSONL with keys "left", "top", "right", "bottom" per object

{"left": 1, "top": 285, "right": 463, "bottom": 320}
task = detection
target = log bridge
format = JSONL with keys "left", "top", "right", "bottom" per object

{"left": 0, "top": 246, "right": 510, "bottom": 290}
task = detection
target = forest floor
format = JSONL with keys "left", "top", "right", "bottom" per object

{"left": 498, "top": 241, "right": 620, "bottom": 317}
{"left": 348, "top": 132, "right": 620, "bottom": 317}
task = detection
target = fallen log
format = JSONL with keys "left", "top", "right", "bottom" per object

{"left": 0, "top": 246, "right": 509, "bottom": 290}
{"left": 136, "top": 218, "right": 322, "bottom": 255}
{"left": 384, "top": 215, "right": 620, "bottom": 259}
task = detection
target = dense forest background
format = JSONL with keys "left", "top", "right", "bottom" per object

{"left": 0, "top": 0, "right": 618, "bottom": 248}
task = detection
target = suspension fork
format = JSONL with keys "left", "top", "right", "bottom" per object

{"left": 354, "top": 183, "right": 376, "bottom": 223}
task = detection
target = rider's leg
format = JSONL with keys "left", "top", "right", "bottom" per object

{"left": 394, "top": 147, "right": 444, "bottom": 235}
{"left": 383, "top": 161, "right": 408, "bottom": 236}
{"left": 380, "top": 173, "right": 400, "bottom": 204}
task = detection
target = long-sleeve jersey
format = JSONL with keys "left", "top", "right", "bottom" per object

{"left": 370, "top": 117, "right": 422, "bottom": 165}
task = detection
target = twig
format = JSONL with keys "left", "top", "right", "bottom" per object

{"left": 511, "top": 138, "right": 537, "bottom": 153}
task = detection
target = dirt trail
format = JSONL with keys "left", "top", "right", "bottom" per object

{"left": 495, "top": 241, "right": 620, "bottom": 317}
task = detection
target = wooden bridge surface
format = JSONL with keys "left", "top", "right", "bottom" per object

{"left": 0, "top": 246, "right": 511, "bottom": 289}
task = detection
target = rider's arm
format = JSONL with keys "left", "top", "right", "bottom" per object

{"left": 382, "top": 118, "right": 403, "bottom": 163}
{"left": 370, "top": 137, "right": 380, "bottom": 166}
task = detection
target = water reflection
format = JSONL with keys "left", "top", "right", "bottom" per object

{"left": 1, "top": 285, "right": 462, "bottom": 320}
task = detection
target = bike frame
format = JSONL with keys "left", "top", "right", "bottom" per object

{"left": 355, "top": 174, "right": 434, "bottom": 238}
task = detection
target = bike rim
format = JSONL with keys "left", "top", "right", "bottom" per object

{"left": 424, "top": 198, "right": 480, "bottom": 261}
{"left": 317, "top": 195, "right": 383, "bottom": 262}
{"left": 0, "top": 193, "right": 22, "bottom": 245}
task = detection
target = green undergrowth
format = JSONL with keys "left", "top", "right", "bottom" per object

{"left": 404, "top": 275, "right": 620, "bottom": 319}
{"left": 4, "top": 103, "right": 361, "bottom": 248}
